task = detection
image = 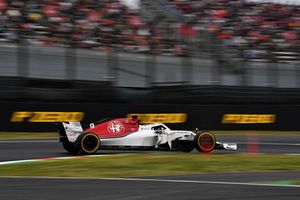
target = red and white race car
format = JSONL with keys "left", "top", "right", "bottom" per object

{"left": 57, "top": 116, "right": 237, "bottom": 154}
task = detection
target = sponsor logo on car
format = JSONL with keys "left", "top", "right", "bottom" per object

{"left": 107, "top": 120, "right": 125, "bottom": 134}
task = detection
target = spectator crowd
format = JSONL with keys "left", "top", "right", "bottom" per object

{"left": 0, "top": 0, "right": 153, "bottom": 52}
{"left": 0, "top": 0, "right": 299, "bottom": 60}
{"left": 168, "top": 0, "right": 299, "bottom": 60}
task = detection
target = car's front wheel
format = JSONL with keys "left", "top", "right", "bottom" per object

{"left": 194, "top": 132, "right": 216, "bottom": 153}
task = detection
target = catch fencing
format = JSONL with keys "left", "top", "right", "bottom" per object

{"left": 0, "top": 42, "right": 299, "bottom": 88}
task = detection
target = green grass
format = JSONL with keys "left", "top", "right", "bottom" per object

{"left": 0, "top": 154, "right": 300, "bottom": 178}
{"left": 265, "top": 180, "right": 300, "bottom": 186}
{"left": 0, "top": 132, "right": 58, "bottom": 140}
{"left": 294, "top": 181, "right": 300, "bottom": 185}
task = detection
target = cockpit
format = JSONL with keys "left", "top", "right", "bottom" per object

{"left": 151, "top": 125, "right": 167, "bottom": 130}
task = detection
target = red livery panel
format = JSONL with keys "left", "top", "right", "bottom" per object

{"left": 84, "top": 118, "right": 139, "bottom": 138}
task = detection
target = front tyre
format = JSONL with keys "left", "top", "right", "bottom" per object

{"left": 195, "top": 132, "right": 216, "bottom": 153}
{"left": 76, "top": 132, "right": 100, "bottom": 154}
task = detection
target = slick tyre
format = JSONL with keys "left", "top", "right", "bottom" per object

{"left": 179, "top": 141, "right": 195, "bottom": 152}
{"left": 62, "top": 139, "right": 79, "bottom": 154}
{"left": 195, "top": 132, "right": 216, "bottom": 153}
{"left": 76, "top": 132, "right": 100, "bottom": 155}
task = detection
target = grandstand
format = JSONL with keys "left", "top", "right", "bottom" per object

{"left": 0, "top": 0, "right": 299, "bottom": 104}
{"left": 0, "top": 0, "right": 298, "bottom": 61}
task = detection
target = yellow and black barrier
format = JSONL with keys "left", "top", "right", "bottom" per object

{"left": 0, "top": 103, "right": 299, "bottom": 131}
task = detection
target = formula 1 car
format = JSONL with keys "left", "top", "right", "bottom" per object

{"left": 57, "top": 116, "right": 237, "bottom": 154}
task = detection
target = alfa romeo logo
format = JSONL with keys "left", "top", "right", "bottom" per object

{"left": 107, "top": 120, "right": 125, "bottom": 134}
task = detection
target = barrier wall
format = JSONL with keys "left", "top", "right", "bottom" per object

{"left": 1, "top": 43, "right": 299, "bottom": 88}
{"left": 1, "top": 102, "right": 299, "bottom": 132}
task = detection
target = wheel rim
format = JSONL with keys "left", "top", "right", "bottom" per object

{"left": 81, "top": 134, "right": 100, "bottom": 153}
{"left": 197, "top": 132, "right": 216, "bottom": 152}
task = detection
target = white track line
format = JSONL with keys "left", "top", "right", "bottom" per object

{"left": 0, "top": 155, "right": 108, "bottom": 166}
{"left": 0, "top": 176, "right": 299, "bottom": 188}
{"left": 0, "top": 159, "right": 42, "bottom": 165}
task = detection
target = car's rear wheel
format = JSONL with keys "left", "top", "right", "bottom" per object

{"left": 76, "top": 132, "right": 100, "bottom": 154}
{"left": 62, "top": 139, "right": 79, "bottom": 154}
{"left": 195, "top": 132, "right": 216, "bottom": 153}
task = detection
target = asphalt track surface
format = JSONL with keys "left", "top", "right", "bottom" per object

{"left": 1, "top": 134, "right": 300, "bottom": 200}
{"left": 1, "top": 134, "right": 300, "bottom": 162}
{"left": 1, "top": 172, "right": 300, "bottom": 200}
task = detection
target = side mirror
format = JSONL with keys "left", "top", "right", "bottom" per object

{"left": 90, "top": 123, "right": 95, "bottom": 128}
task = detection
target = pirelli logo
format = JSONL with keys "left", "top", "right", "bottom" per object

{"left": 222, "top": 114, "right": 276, "bottom": 124}
{"left": 127, "top": 113, "right": 187, "bottom": 123}
{"left": 11, "top": 112, "right": 84, "bottom": 122}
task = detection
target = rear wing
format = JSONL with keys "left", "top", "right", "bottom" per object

{"left": 56, "top": 122, "right": 83, "bottom": 142}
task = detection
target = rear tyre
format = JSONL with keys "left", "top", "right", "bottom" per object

{"left": 195, "top": 132, "right": 216, "bottom": 153}
{"left": 62, "top": 140, "right": 79, "bottom": 154}
{"left": 76, "top": 132, "right": 100, "bottom": 154}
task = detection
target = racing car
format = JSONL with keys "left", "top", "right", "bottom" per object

{"left": 57, "top": 116, "right": 237, "bottom": 154}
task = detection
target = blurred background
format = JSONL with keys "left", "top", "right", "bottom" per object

{"left": 0, "top": 0, "right": 299, "bottom": 131}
